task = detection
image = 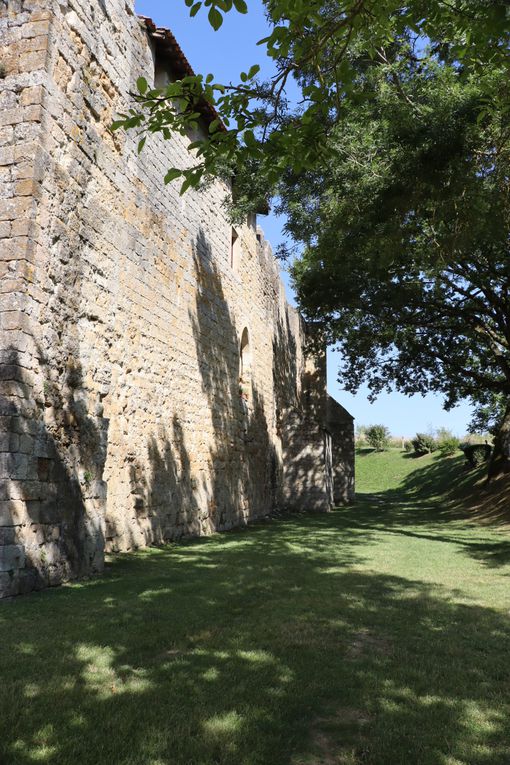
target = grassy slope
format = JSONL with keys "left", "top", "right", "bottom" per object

{"left": 357, "top": 447, "right": 510, "bottom": 525}
{"left": 355, "top": 448, "right": 442, "bottom": 494}
{"left": 0, "top": 452, "right": 509, "bottom": 765}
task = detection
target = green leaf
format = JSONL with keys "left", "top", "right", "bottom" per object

{"left": 110, "top": 119, "right": 126, "bottom": 131}
{"left": 180, "top": 176, "right": 193, "bottom": 195}
{"left": 136, "top": 77, "right": 148, "bottom": 95}
{"left": 243, "top": 129, "right": 257, "bottom": 148}
{"left": 164, "top": 168, "right": 182, "bottom": 184}
{"left": 233, "top": 0, "right": 248, "bottom": 13}
{"left": 137, "top": 136, "right": 146, "bottom": 154}
{"left": 190, "top": 2, "right": 202, "bottom": 18}
{"left": 208, "top": 7, "right": 223, "bottom": 30}
{"left": 247, "top": 64, "right": 260, "bottom": 79}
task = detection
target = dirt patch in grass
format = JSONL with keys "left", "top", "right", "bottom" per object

{"left": 301, "top": 709, "right": 372, "bottom": 765}
{"left": 346, "top": 629, "right": 392, "bottom": 659}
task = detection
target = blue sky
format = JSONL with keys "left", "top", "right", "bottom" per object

{"left": 134, "top": 0, "right": 475, "bottom": 437}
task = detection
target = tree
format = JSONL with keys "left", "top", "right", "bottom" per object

{"left": 114, "top": 1, "right": 510, "bottom": 205}
{"left": 412, "top": 433, "right": 437, "bottom": 456}
{"left": 365, "top": 424, "right": 390, "bottom": 452}
{"left": 285, "top": 60, "right": 510, "bottom": 476}
{"left": 437, "top": 431, "right": 461, "bottom": 457}
{"left": 115, "top": 2, "right": 510, "bottom": 475}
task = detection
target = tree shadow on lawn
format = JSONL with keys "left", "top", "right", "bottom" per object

{"left": 397, "top": 454, "right": 485, "bottom": 500}
{"left": 344, "top": 509, "right": 510, "bottom": 570}
{"left": 351, "top": 453, "right": 510, "bottom": 568}
{"left": 358, "top": 454, "right": 481, "bottom": 504}
{"left": 1, "top": 513, "right": 509, "bottom": 765}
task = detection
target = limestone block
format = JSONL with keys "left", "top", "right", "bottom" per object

{"left": 19, "top": 50, "right": 47, "bottom": 72}
{"left": 14, "top": 178, "right": 38, "bottom": 196}
{"left": 21, "top": 20, "right": 51, "bottom": 39}
{"left": 0, "top": 311, "right": 32, "bottom": 333}
{"left": 0, "top": 544, "right": 25, "bottom": 571}
{"left": 27, "top": 522, "right": 45, "bottom": 545}
{"left": 20, "top": 84, "right": 43, "bottom": 105}
{"left": 0, "top": 572, "right": 16, "bottom": 598}
{"left": 25, "top": 498, "right": 59, "bottom": 524}
{"left": 0, "top": 526, "right": 18, "bottom": 544}
{"left": 16, "top": 567, "right": 38, "bottom": 595}
{"left": 0, "top": 432, "right": 19, "bottom": 451}
{"left": 0, "top": 107, "right": 24, "bottom": 127}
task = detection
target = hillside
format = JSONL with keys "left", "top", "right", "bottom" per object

{"left": 356, "top": 448, "right": 510, "bottom": 527}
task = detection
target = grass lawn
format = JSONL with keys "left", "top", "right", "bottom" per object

{"left": 1, "top": 452, "right": 510, "bottom": 764}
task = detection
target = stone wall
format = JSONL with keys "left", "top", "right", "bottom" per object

{"left": 0, "top": 0, "right": 354, "bottom": 598}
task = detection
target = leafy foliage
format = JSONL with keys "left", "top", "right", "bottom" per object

{"left": 463, "top": 443, "right": 492, "bottom": 468}
{"left": 113, "top": 1, "right": 510, "bottom": 201}
{"left": 113, "top": 2, "right": 510, "bottom": 471}
{"left": 412, "top": 433, "right": 438, "bottom": 456}
{"left": 468, "top": 392, "right": 507, "bottom": 437}
{"left": 437, "top": 435, "right": 461, "bottom": 457}
{"left": 365, "top": 424, "right": 390, "bottom": 452}
{"left": 436, "top": 428, "right": 461, "bottom": 456}
{"left": 286, "top": 59, "right": 510, "bottom": 468}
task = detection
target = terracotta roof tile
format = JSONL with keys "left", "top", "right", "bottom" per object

{"left": 139, "top": 15, "right": 225, "bottom": 131}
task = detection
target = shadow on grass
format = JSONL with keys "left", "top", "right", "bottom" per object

{"left": 352, "top": 453, "right": 510, "bottom": 568}
{"left": 344, "top": 505, "right": 510, "bottom": 569}
{"left": 398, "top": 454, "right": 483, "bottom": 500}
{"left": 1, "top": 512, "right": 509, "bottom": 765}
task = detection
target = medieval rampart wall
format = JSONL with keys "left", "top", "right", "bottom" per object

{"left": 0, "top": 0, "right": 353, "bottom": 597}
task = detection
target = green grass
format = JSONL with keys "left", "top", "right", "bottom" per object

{"left": 355, "top": 447, "right": 485, "bottom": 500}
{"left": 1, "top": 452, "right": 509, "bottom": 765}
{"left": 356, "top": 447, "right": 438, "bottom": 493}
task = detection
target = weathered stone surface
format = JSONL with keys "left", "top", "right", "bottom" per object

{"left": 0, "top": 0, "right": 354, "bottom": 599}
{"left": 0, "top": 544, "right": 25, "bottom": 572}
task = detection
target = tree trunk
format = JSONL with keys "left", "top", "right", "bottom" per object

{"left": 487, "top": 399, "right": 510, "bottom": 481}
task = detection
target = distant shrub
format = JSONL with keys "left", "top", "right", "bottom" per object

{"left": 438, "top": 436, "right": 461, "bottom": 456}
{"left": 403, "top": 440, "right": 413, "bottom": 453}
{"left": 463, "top": 443, "right": 492, "bottom": 468}
{"left": 412, "top": 433, "right": 437, "bottom": 455}
{"left": 436, "top": 429, "right": 461, "bottom": 457}
{"left": 365, "top": 424, "right": 390, "bottom": 452}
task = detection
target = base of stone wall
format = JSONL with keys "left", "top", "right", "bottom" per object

{"left": 1, "top": 508, "right": 273, "bottom": 598}
{"left": 0, "top": 553, "right": 105, "bottom": 599}
{"left": 0, "top": 527, "right": 105, "bottom": 599}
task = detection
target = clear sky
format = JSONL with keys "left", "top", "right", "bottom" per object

{"left": 134, "top": 0, "right": 475, "bottom": 437}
